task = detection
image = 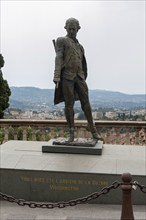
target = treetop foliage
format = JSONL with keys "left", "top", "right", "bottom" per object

{"left": 0, "top": 54, "right": 11, "bottom": 118}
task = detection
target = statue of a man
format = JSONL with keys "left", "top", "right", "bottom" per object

{"left": 53, "top": 18, "right": 101, "bottom": 142}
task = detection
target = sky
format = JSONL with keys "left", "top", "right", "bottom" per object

{"left": 0, "top": 0, "right": 145, "bottom": 95}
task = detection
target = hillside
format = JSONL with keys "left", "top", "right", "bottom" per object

{"left": 9, "top": 86, "right": 145, "bottom": 110}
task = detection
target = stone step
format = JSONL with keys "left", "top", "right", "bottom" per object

{"left": 66, "top": 218, "right": 99, "bottom": 220}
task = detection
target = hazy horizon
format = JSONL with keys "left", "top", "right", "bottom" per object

{"left": 9, "top": 85, "right": 146, "bottom": 96}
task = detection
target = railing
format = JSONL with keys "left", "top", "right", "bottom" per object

{"left": 0, "top": 119, "right": 145, "bottom": 145}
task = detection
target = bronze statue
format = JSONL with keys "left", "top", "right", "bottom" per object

{"left": 53, "top": 18, "right": 101, "bottom": 142}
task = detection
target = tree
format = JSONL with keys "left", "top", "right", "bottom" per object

{"left": 0, "top": 54, "right": 11, "bottom": 118}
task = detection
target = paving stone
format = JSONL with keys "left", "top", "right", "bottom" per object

{"left": 7, "top": 214, "right": 36, "bottom": 220}
{"left": 35, "top": 216, "right": 66, "bottom": 220}
{"left": 0, "top": 214, "right": 9, "bottom": 220}
{"left": 0, "top": 201, "right": 146, "bottom": 220}
{"left": 66, "top": 218, "right": 98, "bottom": 220}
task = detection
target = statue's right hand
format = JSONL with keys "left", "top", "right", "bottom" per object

{"left": 53, "top": 70, "right": 60, "bottom": 84}
{"left": 53, "top": 77, "right": 60, "bottom": 84}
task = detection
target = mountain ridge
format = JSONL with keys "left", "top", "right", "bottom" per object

{"left": 9, "top": 86, "right": 145, "bottom": 110}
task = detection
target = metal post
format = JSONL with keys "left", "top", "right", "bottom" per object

{"left": 121, "top": 173, "right": 134, "bottom": 220}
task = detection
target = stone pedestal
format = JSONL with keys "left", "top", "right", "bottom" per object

{"left": 0, "top": 141, "right": 145, "bottom": 204}
{"left": 42, "top": 139, "right": 103, "bottom": 155}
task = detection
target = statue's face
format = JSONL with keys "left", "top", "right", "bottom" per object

{"left": 66, "top": 23, "right": 78, "bottom": 39}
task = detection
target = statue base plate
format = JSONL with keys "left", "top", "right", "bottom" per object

{"left": 42, "top": 138, "right": 103, "bottom": 155}
{"left": 53, "top": 137, "right": 97, "bottom": 147}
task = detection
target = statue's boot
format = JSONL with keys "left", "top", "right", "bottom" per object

{"left": 87, "top": 124, "right": 102, "bottom": 141}
{"left": 66, "top": 127, "right": 74, "bottom": 142}
{"left": 64, "top": 107, "right": 75, "bottom": 142}
{"left": 92, "top": 131, "right": 103, "bottom": 142}
{"left": 82, "top": 104, "right": 104, "bottom": 142}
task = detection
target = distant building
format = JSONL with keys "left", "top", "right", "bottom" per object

{"left": 92, "top": 111, "right": 103, "bottom": 119}
{"left": 105, "top": 112, "right": 118, "bottom": 119}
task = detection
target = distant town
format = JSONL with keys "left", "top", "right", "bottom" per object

{"left": 4, "top": 106, "right": 146, "bottom": 121}
{"left": 4, "top": 86, "right": 146, "bottom": 121}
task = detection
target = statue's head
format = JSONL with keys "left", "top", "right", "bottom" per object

{"left": 64, "top": 18, "right": 81, "bottom": 30}
{"left": 0, "top": 54, "right": 5, "bottom": 68}
{"left": 64, "top": 18, "right": 81, "bottom": 39}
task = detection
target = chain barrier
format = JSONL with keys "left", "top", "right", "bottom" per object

{"left": 134, "top": 181, "right": 146, "bottom": 193}
{"left": 0, "top": 180, "right": 145, "bottom": 209}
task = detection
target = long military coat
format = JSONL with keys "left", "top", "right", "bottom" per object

{"left": 53, "top": 36, "right": 88, "bottom": 105}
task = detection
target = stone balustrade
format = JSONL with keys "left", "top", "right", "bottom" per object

{"left": 0, "top": 119, "right": 145, "bottom": 145}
